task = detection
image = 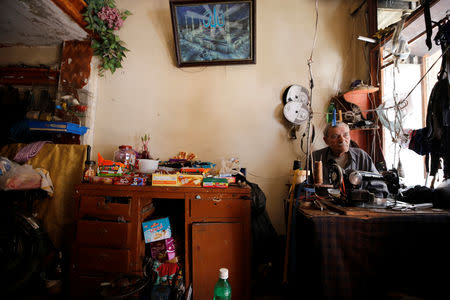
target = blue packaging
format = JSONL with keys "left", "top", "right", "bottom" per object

{"left": 142, "top": 217, "right": 171, "bottom": 243}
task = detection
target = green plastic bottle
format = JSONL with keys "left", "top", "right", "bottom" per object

{"left": 326, "top": 101, "right": 335, "bottom": 123}
{"left": 213, "top": 268, "right": 231, "bottom": 300}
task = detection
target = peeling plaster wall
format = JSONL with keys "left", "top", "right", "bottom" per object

{"left": 0, "top": 0, "right": 88, "bottom": 46}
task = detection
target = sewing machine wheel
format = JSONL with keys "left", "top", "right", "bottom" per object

{"left": 329, "top": 164, "right": 343, "bottom": 189}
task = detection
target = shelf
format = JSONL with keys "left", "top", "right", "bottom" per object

{"left": 28, "top": 120, "right": 88, "bottom": 136}
{"left": 0, "top": 67, "right": 59, "bottom": 86}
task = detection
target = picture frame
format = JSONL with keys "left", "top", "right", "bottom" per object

{"left": 169, "top": 0, "right": 256, "bottom": 67}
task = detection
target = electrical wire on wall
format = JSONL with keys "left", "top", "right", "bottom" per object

{"left": 283, "top": 0, "right": 320, "bottom": 286}
{"left": 304, "top": 0, "right": 319, "bottom": 185}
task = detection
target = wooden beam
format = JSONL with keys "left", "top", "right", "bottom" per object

{"left": 51, "top": 0, "right": 88, "bottom": 34}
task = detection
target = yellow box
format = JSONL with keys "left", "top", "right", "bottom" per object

{"left": 152, "top": 173, "right": 178, "bottom": 186}
{"left": 177, "top": 174, "right": 203, "bottom": 187}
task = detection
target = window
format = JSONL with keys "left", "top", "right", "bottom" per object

{"left": 370, "top": 0, "right": 447, "bottom": 187}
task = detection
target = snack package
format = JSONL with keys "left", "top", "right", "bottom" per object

{"left": 142, "top": 217, "right": 172, "bottom": 243}
{"left": 177, "top": 174, "right": 203, "bottom": 187}
{"left": 150, "top": 237, "right": 176, "bottom": 261}
{"left": 97, "top": 152, "right": 125, "bottom": 177}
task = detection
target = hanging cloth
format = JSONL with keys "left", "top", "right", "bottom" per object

{"left": 423, "top": 0, "right": 433, "bottom": 50}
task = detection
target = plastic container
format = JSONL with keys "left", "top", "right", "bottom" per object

{"left": 82, "top": 161, "right": 96, "bottom": 183}
{"left": 213, "top": 268, "right": 231, "bottom": 300}
{"left": 138, "top": 159, "right": 159, "bottom": 173}
{"left": 113, "top": 145, "right": 136, "bottom": 171}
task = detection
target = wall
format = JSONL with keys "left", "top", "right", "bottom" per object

{"left": 91, "top": 0, "right": 368, "bottom": 234}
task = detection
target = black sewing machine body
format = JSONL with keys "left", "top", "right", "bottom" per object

{"left": 328, "top": 163, "right": 400, "bottom": 206}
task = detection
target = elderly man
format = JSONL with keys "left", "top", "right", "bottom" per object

{"left": 312, "top": 122, "right": 378, "bottom": 184}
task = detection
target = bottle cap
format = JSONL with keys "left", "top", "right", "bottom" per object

{"left": 85, "top": 160, "right": 96, "bottom": 166}
{"left": 219, "top": 268, "right": 228, "bottom": 279}
{"left": 119, "top": 145, "right": 132, "bottom": 150}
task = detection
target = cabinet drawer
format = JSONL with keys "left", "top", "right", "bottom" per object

{"left": 76, "top": 220, "right": 131, "bottom": 248}
{"left": 77, "top": 247, "right": 130, "bottom": 273}
{"left": 191, "top": 195, "right": 245, "bottom": 218}
{"left": 79, "top": 195, "right": 131, "bottom": 218}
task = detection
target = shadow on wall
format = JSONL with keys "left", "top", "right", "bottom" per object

{"left": 147, "top": 8, "right": 176, "bottom": 66}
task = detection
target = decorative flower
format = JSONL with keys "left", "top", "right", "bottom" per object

{"left": 83, "top": 0, "right": 131, "bottom": 75}
{"left": 97, "top": 6, "right": 124, "bottom": 30}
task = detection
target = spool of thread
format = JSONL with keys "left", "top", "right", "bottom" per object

{"left": 332, "top": 109, "right": 336, "bottom": 126}
{"left": 338, "top": 110, "right": 343, "bottom": 122}
{"left": 314, "top": 161, "right": 323, "bottom": 185}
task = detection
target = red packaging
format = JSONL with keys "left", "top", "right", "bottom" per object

{"left": 150, "top": 237, "right": 176, "bottom": 261}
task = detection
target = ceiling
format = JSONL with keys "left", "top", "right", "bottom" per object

{"left": 0, "top": 0, "right": 88, "bottom": 47}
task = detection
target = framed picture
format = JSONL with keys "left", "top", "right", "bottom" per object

{"left": 169, "top": 0, "right": 256, "bottom": 67}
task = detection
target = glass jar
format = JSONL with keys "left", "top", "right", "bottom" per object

{"left": 113, "top": 145, "right": 136, "bottom": 171}
{"left": 82, "top": 160, "right": 96, "bottom": 183}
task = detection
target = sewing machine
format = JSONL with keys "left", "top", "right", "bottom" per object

{"left": 327, "top": 163, "right": 400, "bottom": 206}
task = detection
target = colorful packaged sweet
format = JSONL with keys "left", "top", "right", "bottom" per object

{"left": 177, "top": 174, "right": 203, "bottom": 187}
{"left": 203, "top": 177, "right": 228, "bottom": 188}
{"left": 180, "top": 167, "right": 210, "bottom": 175}
{"left": 142, "top": 217, "right": 172, "bottom": 243}
{"left": 152, "top": 173, "right": 178, "bottom": 186}
{"left": 97, "top": 153, "right": 125, "bottom": 177}
{"left": 92, "top": 176, "right": 113, "bottom": 184}
{"left": 150, "top": 237, "right": 176, "bottom": 261}
{"left": 113, "top": 174, "right": 147, "bottom": 186}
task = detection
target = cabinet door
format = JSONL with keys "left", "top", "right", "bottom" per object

{"left": 192, "top": 222, "right": 245, "bottom": 300}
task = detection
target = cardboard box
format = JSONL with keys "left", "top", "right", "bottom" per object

{"left": 152, "top": 173, "right": 178, "bottom": 186}
{"left": 142, "top": 217, "right": 172, "bottom": 243}
{"left": 177, "top": 174, "right": 203, "bottom": 187}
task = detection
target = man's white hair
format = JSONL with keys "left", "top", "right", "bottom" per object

{"left": 324, "top": 122, "right": 349, "bottom": 137}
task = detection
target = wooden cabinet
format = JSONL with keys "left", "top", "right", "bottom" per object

{"left": 71, "top": 184, "right": 251, "bottom": 299}
{"left": 189, "top": 192, "right": 251, "bottom": 300}
{"left": 192, "top": 222, "right": 246, "bottom": 300}
{"left": 71, "top": 186, "right": 154, "bottom": 297}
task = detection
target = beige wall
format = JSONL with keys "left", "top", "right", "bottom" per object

{"left": 92, "top": 0, "right": 368, "bottom": 233}
{"left": 0, "top": 45, "right": 61, "bottom": 67}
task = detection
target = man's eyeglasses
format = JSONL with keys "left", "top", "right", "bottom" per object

{"left": 328, "top": 132, "right": 350, "bottom": 140}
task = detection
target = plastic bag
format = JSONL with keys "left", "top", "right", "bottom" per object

{"left": 0, "top": 157, "right": 41, "bottom": 191}
{"left": 219, "top": 157, "right": 241, "bottom": 175}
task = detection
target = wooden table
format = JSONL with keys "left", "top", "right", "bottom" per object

{"left": 288, "top": 199, "right": 450, "bottom": 300}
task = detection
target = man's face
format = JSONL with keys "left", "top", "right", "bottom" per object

{"left": 324, "top": 125, "right": 350, "bottom": 156}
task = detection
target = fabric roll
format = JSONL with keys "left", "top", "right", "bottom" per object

{"left": 13, "top": 141, "right": 53, "bottom": 163}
